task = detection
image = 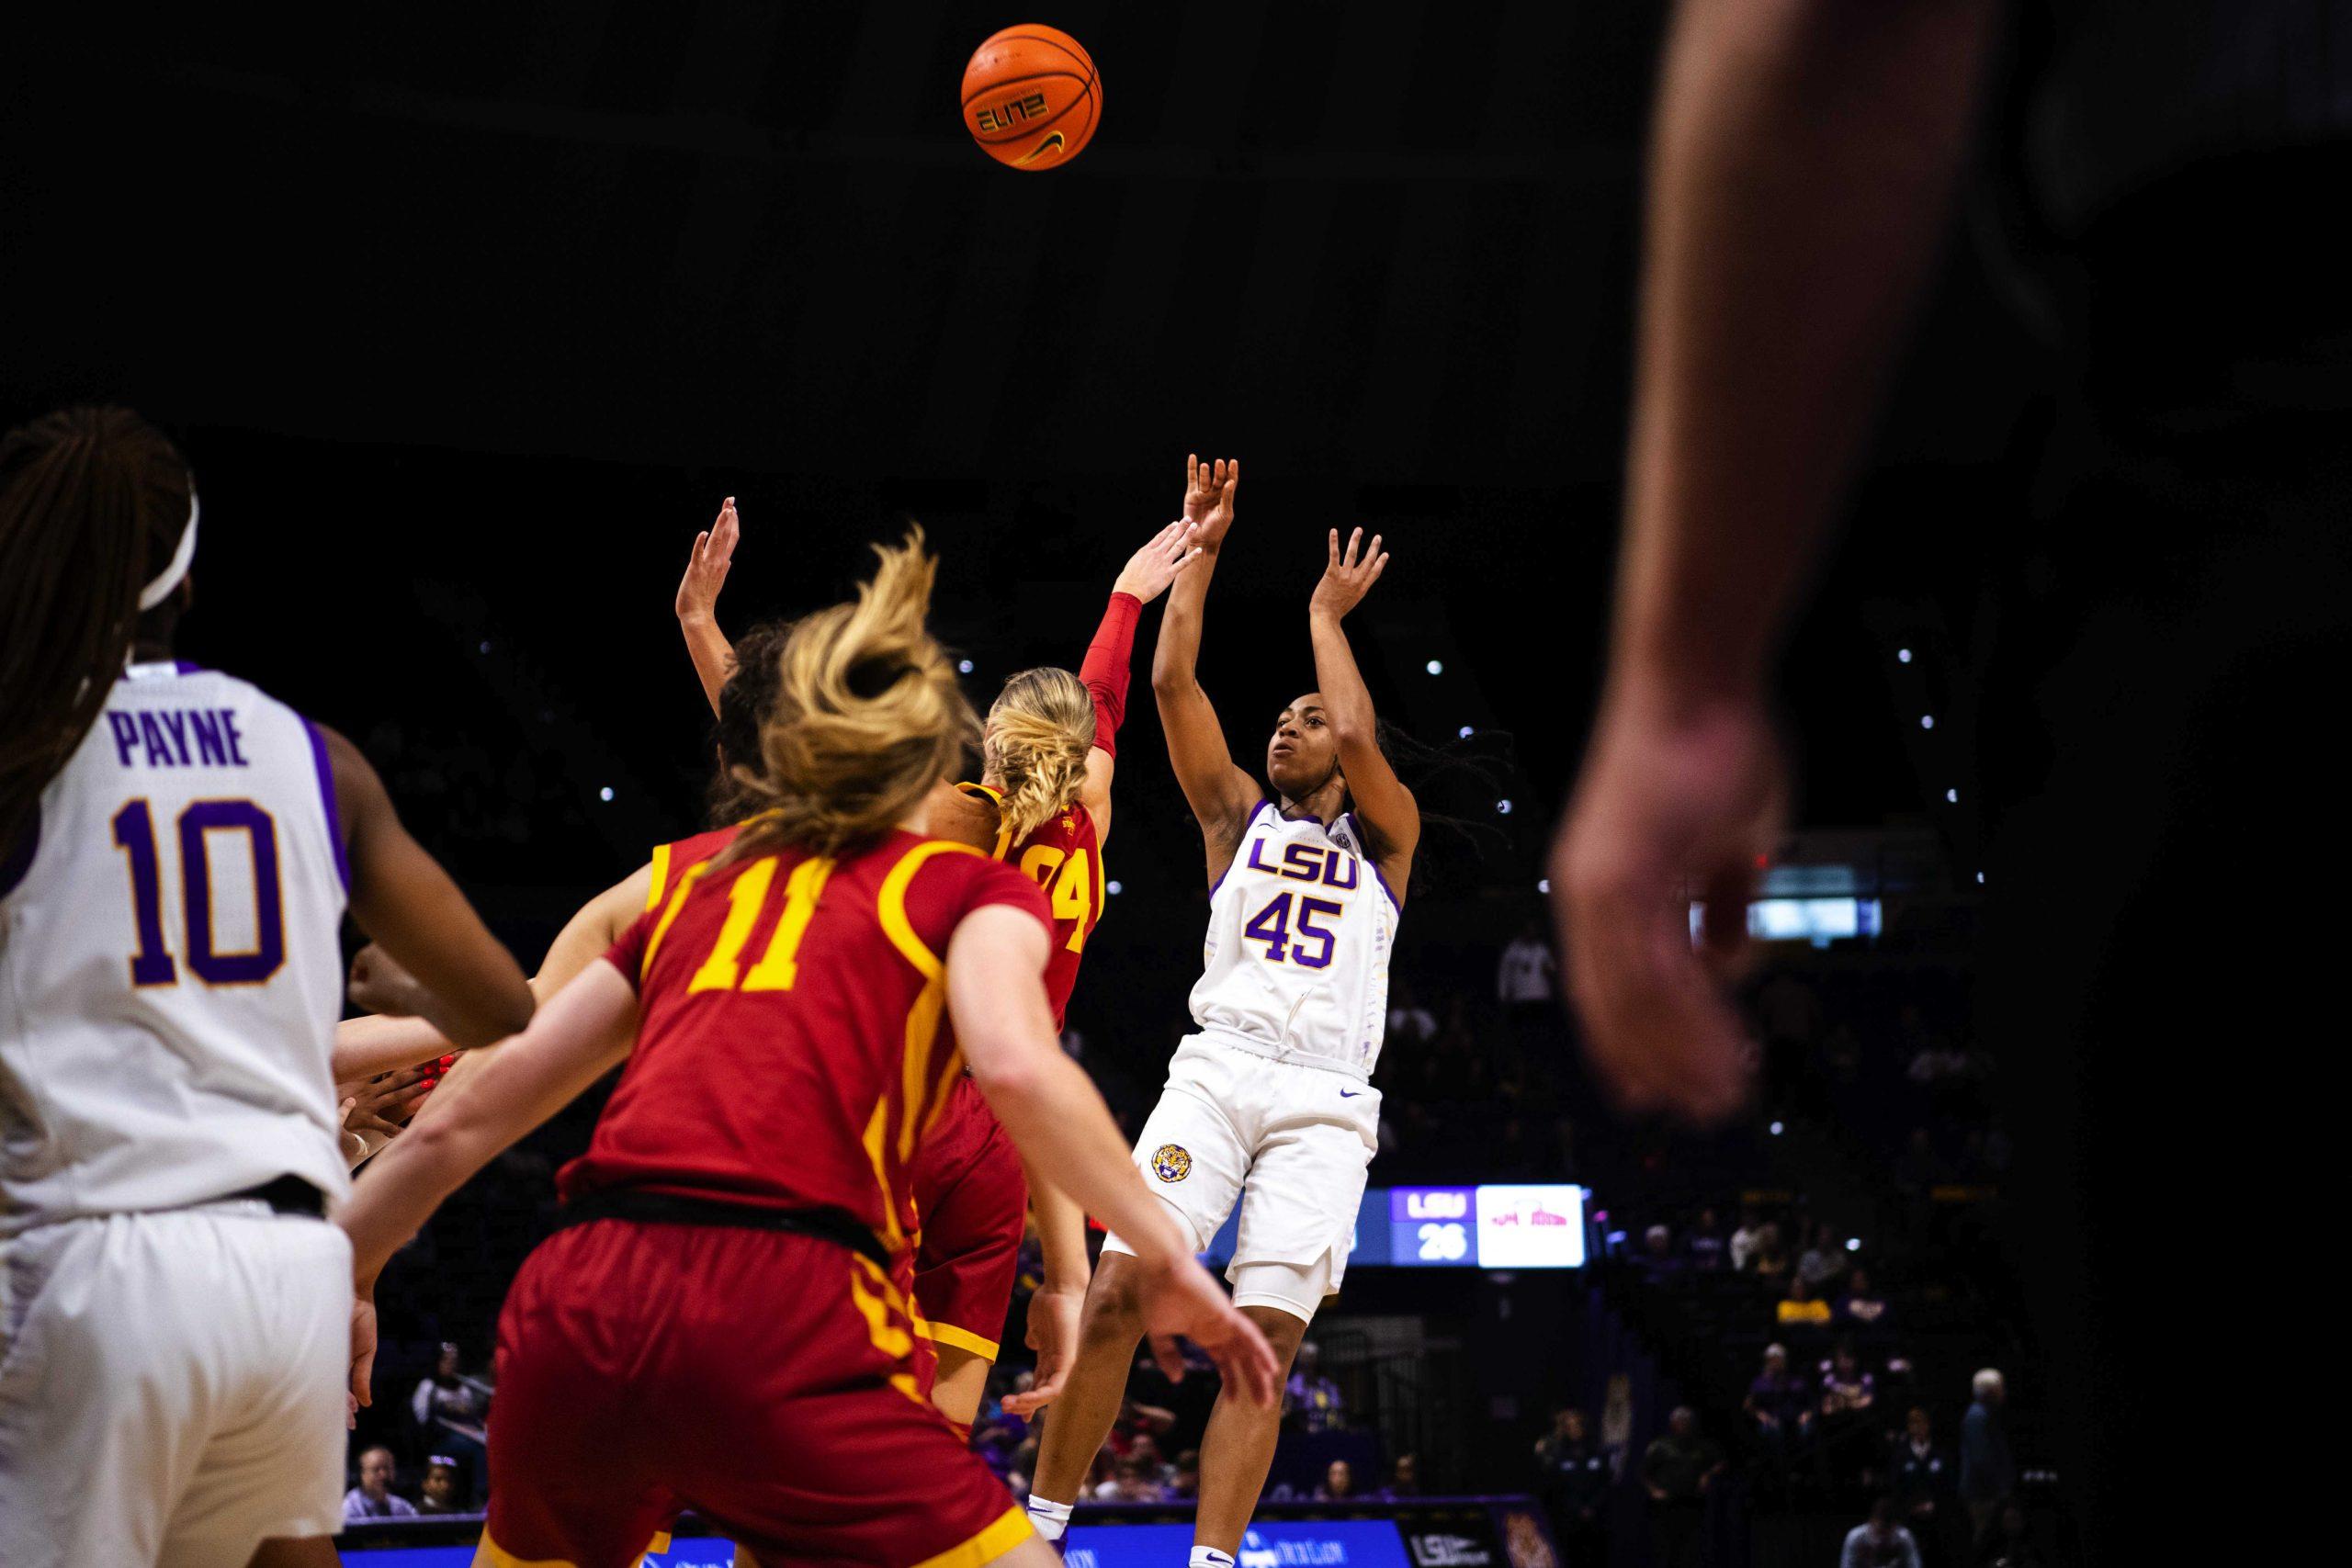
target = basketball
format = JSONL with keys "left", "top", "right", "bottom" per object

{"left": 959, "top": 24, "right": 1101, "bottom": 172}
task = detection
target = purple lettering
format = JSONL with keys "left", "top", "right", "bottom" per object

{"left": 1325, "top": 851, "right": 1359, "bottom": 891}
{"left": 188, "top": 710, "right": 227, "bottom": 766}
{"left": 107, "top": 713, "right": 141, "bottom": 766}
{"left": 1281, "top": 842, "right": 1323, "bottom": 880}
{"left": 220, "top": 712, "right": 251, "bottom": 767}
{"left": 158, "top": 711, "right": 192, "bottom": 766}
{"left": 137, "top": 712, "right": 175, "bottom": 768}
{"left": 1246, "top": 836, "right": 1281, "bottom": 875}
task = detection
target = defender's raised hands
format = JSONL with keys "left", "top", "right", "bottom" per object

{"left": 1182, "top": 456, "right": 1239, "bottom": 549}
{"left": 1310, "top": 527, "right": 1389, "bottom": 621}
{"left": 675, "top": 495, "right": 739, "bottom": 626}
{"left": 1111, "top": 519, "right": 1205, "bottom": 605}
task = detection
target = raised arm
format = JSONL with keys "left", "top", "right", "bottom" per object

{"left": 323, "top": 727, "right": 533, "bottom": 1050}
{"left": 1151, "top": 456, "right": 1259, "bottom": 876}
{"left": 1078, "top": 518, "right": 1204, "bottom": 844}
{"left": 675, "top": 495, "right": 741, "bottom": 718}
{"left": 1551, "top": 0, "right": 1997, "bottom": 1125}
{"left": 1307, "top": 528, "right": 1419, "bottom": 900}
{"left": 947, "top": 905, "right": 1277, "bottom": 1405}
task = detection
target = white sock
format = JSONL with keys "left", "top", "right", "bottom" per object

{"left": 1192, "top": 1550, "right": 1237, "bottom": 1568}
{"left": 1026, "top": 1495, "right": 1074, "bottom": 1543}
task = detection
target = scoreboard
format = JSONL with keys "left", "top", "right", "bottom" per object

{"left": 1201, "top": 1183, "right": 1588, "bottom": 1270}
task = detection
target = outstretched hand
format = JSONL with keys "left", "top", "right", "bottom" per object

{"left": 340, "top": 1063, "right": 435, "bottom": 1141}
{"left": 1309, "top": 527, "right": 1388, "bottom": 621}
{"left": 676, "top": 496, "right": 739, "bottom": 625}
{"left": 1112, "top": 520, "right": 1205, "bottom": 605}
{"left": 1138, "top": 1255, "right": 1281, "bottom": 1408}
{"left": 1550, "top": 691, "right": 1783, "bottom": 1124}
{"left": 1001, "top": 1284, "right": 1085, "bottom": 1417}
{"left": 1182, "top": 456, "right": 1239, "bottom": 549}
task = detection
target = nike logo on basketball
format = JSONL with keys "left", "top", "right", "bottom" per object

{"left": 1015, "top": 131, "right": 1066, "bottom": 165}
{"left": 1340, "top": 1089, "right": 1362, "bottom": 1099}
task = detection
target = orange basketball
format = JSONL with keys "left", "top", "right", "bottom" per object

{"left": 959, "top": 24, "right": 1101, "bottom": 172}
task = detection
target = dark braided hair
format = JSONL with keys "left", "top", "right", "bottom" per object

{"left": 1354, "top": 718, "right": 1514, "bottom": 892}
{"left": 0, "top": 407, "right": 194, "bottom": 857}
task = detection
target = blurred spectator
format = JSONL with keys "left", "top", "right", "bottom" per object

{"left": 1537, "top": 1408, "right": 1611, "bottom": 1566}
{"left": 1840, "top": 1496, "right": 1924, "bottom": 1568}
{"left": 1635, "top": 1224, "right": 1681, "bottom": 1277}
{"left": 1600, "top": 1374, "right": 1635, "bottom": 1475}
{"left": 417, "top": 1457, "right": 465, "bottom": 1517}
{"left": 1685, "top": 1207, "right": 1727, "bottom": 1271}
{"left": 1798, "top": 1224, "right": 1849, "bottom": 1291}
{"left": 1776, "top": 1273, "right": 1832, "bottom": 1331}
{"left": 1316, "top": 1460, "right": 1358, "bottom": 1501}
{"left": 1960, "top": 1370, "right": 2015, "bottom": 1547}
{"left": 1895, "top": 1129, "right": 1946, "bottom": 1197}
{"left": 1286, "top": 1341, "right": 1346, "bottom": 1432}
{"left": 343, "top": 1447, "right": 418, "bottom": 1521}
{"left": 1744, "top": 1345, "right": 1813, "bottom": 1463}
{"left": 1730, "top": 1207, "right": 1765, "bottom": 1271}
{"left": 1498, "top": 920, "right": 1558, "bottom": 1019}
{"left": 1817, "top": 1343, "right": 1879, "bottom": 1483}
{"left": 1837, "top": 1268, "right": 1890, "bottom": 1330}
{"left": 1169, "top": 1450, "right": 1201, "bottom": 1502}
{"left": 1888, "top": 1407, "right": 1950, "bottom": 1539}
{"left": 1387, "top": 984, "right": 1438, "bottom": 1047}
{"left": 1125, "top": 1433, "right": 1175, "bottom": 1493}
{"left": 411, "top": 1341, "right": 492, "bottom": 1505}
{"left": 1374, "top": 1453, "right": 1421, "bottom": 1500}
{"left": 1092, "top": 1456, "right": 1164, "bottom": 1503}
{"left": 1752, "top": 1223, "right": 1792, "bottom": 1280}
{"left": 1977, "top": 1503, "right": 2044, "bottom": 1568}
{"left": 1642, "top": 1407, "right": 1724, "bottom": 1568}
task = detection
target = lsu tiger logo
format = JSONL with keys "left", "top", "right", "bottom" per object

{"left": 1150, "top": 1144, "right": 1192, "bottom": 1183}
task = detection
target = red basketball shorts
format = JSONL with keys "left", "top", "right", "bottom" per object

{"left": 478, "top": 1217, "right": 1029, "bottom": 1568}
{"left": 908, "top": 1076, "right": 1029, "bottom": 1387}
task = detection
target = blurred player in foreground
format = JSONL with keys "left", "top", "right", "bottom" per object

{"left": 1027, "top": 460, "right": 1419, "bottom": 1568}
{"left": 337, "top": 531, "right": 1276, "bottom": 1568}
{"left": 0, "top": 406, "right": 533, "bottom": 1568}
{"left": 674, "top": 497, "right": 1204, "bottom": 1432}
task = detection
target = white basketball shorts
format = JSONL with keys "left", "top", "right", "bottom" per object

{"left": 1102, "top": 1032, "right": 1380, "bottom": 1322}
{"left": 0, "top": 1202, "right": 351, "bottom": 1568}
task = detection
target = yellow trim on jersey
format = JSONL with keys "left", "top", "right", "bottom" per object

{"left": 645, "top": 841, "right": 672, "bottom": 910}
{"left": 639, "top": 860, "right": 711, "bottom": 977}
{"left": 471, "top": 1527, "right": 670, "bottom": 1567}
{"left": 878, "top": 840, "right": 987, "bottom": 1165}
{"left": 920, "top": 1318, "right": 1002, "bottom": 1362}
{"left": 955, "top": 780, "right": 1014, "bottom": 862}
{"left": 850, "top": 1255, "right": 926, "bottom": 1403}
{"left": 910, "top": 1506, "right": 1035, "bottom": 1568}
{"left": 862, "top": 1096, "right": 907, "bottom": 1254}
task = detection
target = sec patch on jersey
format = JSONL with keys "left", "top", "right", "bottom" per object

{"left": 1150, "top": 1144, "right": 1192, "bottom": 1182}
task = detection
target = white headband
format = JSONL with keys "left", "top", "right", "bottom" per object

{"left": 138, "top": 491, "right": 200, "bottom": 612}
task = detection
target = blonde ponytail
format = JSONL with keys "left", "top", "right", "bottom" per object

{"left": 726, "top": 529, "right": 976, "bottom": 861}
{"left": 986, "top": 666, "right": 1096, "bottom": 843}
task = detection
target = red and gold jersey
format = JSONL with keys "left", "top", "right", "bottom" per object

{"left": 954, "top": 783, "right": 1102, "bottom": 1029}
{"left": 643, "top": 824, "right": 741, "bottom": 912}
{"left": 564, "top": 829, "right": 1051, "bottom": 1261}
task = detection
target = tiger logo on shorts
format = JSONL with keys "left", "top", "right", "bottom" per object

{"left": 1150, "top": 1144, "right": 1192, "bottom": 1182}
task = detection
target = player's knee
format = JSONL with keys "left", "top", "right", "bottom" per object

{"left": 1081, "top": 1264, "right": 1147, "bottom": 1338}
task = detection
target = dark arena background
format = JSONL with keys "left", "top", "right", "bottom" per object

{"left": 11, "top": 3, "right": 2338, "bottom": 1567}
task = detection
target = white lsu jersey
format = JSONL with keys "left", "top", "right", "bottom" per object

{"left": 1188, "top": 799, "right": 1399, "bottom": 1078}
{"left": 0, "top": 661, "right": 352, "bottom": 1235}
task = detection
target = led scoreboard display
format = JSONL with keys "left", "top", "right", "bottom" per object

{"left": 1202, "top": 1184, "right": 1588, "bottom": 1269}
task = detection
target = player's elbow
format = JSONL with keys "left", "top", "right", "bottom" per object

{"left": 965, "top": 1036, "right": 1048, "bottom": 1103}
{"left": 452, "top": 984, "right": 536, "bottom": 1052}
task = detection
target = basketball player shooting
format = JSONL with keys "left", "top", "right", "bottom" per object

{"left": 1024, "top": 458, "right": 1419, "bottom": 1566}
